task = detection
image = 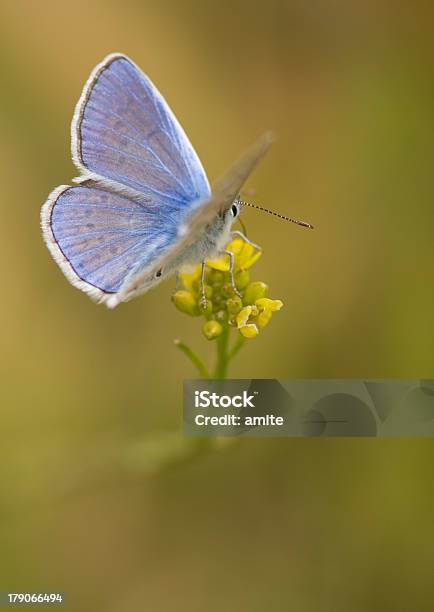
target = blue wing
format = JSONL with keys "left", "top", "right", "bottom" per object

{"left": 42, "top": 54, "right": 212, "bottom": 304}
{"left": 42, "top": 183, "right": 178, "bottom": 299}
{"left": 72, "top": 53, "right": 211, "bottom": 209}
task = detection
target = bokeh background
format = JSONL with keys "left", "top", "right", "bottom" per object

{"left": 1, "top": 0, "right": 434, "bottom": 609}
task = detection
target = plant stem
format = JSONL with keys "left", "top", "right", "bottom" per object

{"left": 214, "top": 325, "right": 230, "bottom": 379}
{"left": 174, "top": 339, "right": 210, "bottom": 378}
{"left": 228, "top": 334, "right": 246, "bottom": 361}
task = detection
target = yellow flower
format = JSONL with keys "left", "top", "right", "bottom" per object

{"left": 236, "top": 305, "right": 253, "bottom": 328}
{"left": 256, "top": 298, "right": 283, "bottom": 314}
{"left": 174, "top": 239, "right": 283, "bottom": 342}
{"left": 239, "top": 323, "right": 259, "bottom": 338}
{"left": 235, "top": 299, "right": 284, "bottom": 338}
{"left": 178, "top": 266, "right": 201, "bottom": 291}
{"left": 173, "top": 233, "right": 285, "bottom": 379}
{"left": 236, "top": 306, "right": 258, "bottom": 338}
{"left": 206, "top": 238, "right": 262, "bottom": 272}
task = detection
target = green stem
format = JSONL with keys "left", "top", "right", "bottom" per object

{"left": 214, "top": 325, "right": 230, "bottom": 379}
{"left": 174, "top": 339, "right": 210, "bottom": 378}
{"left": 228, "top": 334, "right": 246, "bottom": 361}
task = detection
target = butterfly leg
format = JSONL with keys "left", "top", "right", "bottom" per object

{"left": 199, "top": 259, "right": 207, "bottom": 308}
{"left": 223, "top": 250, "right": 242, "bottom": 298}
{"left": 230, "top": 230, "right": 262, "bottom": 252}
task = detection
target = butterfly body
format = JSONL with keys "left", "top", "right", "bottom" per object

{"left": 122, "top": 201, "right": 238, "bottom": 297}
{"left": 41, "top": 53, "right": 272, "bottom": 307}
{"left": 165, "top": 205, "right": 236, "bottom": 271}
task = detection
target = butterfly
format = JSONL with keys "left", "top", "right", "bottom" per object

{"left": 40, "top": 53, "right": 274, "bottom": 309}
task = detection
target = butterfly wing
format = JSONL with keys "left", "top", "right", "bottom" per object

{"left": 109, "top": 131, "right": 274, "bottom": 307}
{"left": 41, "top": 181, "right": 180, "bottom": 304}
{"left": 42, "top": 53, "right": 212, "bottom": 303}
{"left": 42, "top": 52, "right": 272, "bottom": 307}
{"left": 72, "top": 53, "right": 210, "bottom": 208}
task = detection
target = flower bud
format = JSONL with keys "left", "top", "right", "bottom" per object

{"left": 234, "top": 269, "right": 250, "bottom": 290}
{"left": 199, "top": 299, "right": 213, "bottom": 316}
{"left": 212, "top": 292, "right": 224, "bottom": 307}
{"left": 209, "top": 270, "right": 225, "bottom": 285}
{"left": 226, "top": 296, "right": 243, "bottom": 314}
{"left": 172, "top": 290, "right": 199, "bottom": 316}
{"left": 243, "top": 281, "right": 268, "bottom": 305}
{"left": 221, "top": 282, "right": 236, "bottom": 298}
{"left": 202, "top": 320, "right": 223, "bottom": 340}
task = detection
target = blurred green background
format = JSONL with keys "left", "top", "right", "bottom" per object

{"left": 1, "top": 0, "right": 434, "bottom": 609}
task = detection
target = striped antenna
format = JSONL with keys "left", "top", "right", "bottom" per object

{"left": 239, "top": 199, "right": 314, "bottom": 229}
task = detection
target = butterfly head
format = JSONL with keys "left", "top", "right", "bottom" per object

{"left": 228, "top": 197, "right": 241, "bottom": 221}
{"left": 215, "top": 197, "right": 242, "bottom": 245}
{"left": 219, "top": 196, "right": 241, "bottom": 223}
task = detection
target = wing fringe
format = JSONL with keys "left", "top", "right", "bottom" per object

{"left": 40, "top": 184, "right": 113, "bottom": 304}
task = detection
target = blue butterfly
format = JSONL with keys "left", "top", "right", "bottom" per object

{"left": 41, "top": 53, "right": 273, "bottom": 308}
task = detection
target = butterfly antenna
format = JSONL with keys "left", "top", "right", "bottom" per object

{"left": 239, "top": 200, "right": 314, "bottom": 229}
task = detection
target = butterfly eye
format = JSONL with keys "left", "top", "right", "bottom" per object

{"left": 155, "top": 268, "right": 163, "bottom": 279}
{"left": 231, "top": 204, "right": 239, "bottom": 218}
